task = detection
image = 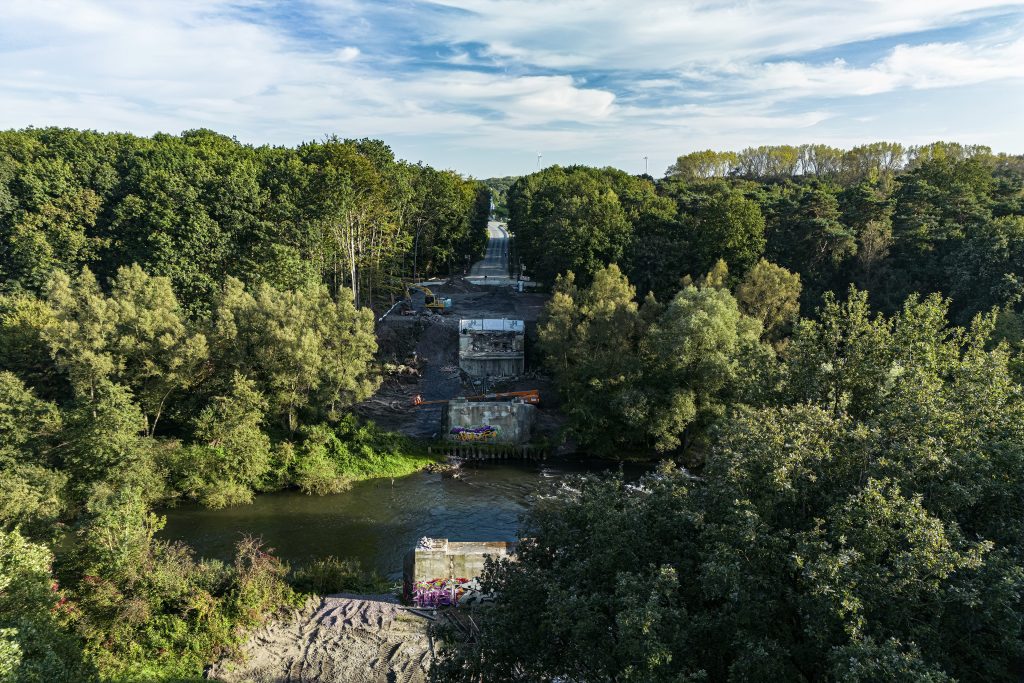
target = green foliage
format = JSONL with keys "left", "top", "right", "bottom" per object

{"left": 0, "top": 373, "right": 69, "bottom": 540}
{"left": 539, "top": 265, "right": 769, "bottom": 455}
{"left": 61, "top": 381, "right": 160, "bottom": 499}
{"left": 409, "top": 168, "right": 487, "bottom": 277}
{"left": 292, "top": 416, "right": 436, "bottom": 495}
{"left": 42, "top": 265, "right": 208, "bottom": 434}
{"left": 167, "top": 372, "right": 272, "bottom": 508}
{"left": 735, "top": 259, "right": 802, "bottom": 341}
{"left": 666, "top": 149, "right": 738, "bottom": 179}
{"left": 431, "top": 471, "right": 706, "bottom": 683}
{"left": 0, "top": 127, "right": 484, "bottom": 313}
{"left": 642, "top": 283, "right": 764, "bottom": 452}
{"left": 508, "top": 166, "right": 666, "bottom": 285}
{"left": 65, "top": 488, "right": 296, "bottom": 680}
{"left": 538, "top": 265, "right": 646, "bottom": 455}
{"left": 512, "top": 143, "right": 1022, "bottom": 334}
{"left": 288, "top": 556, "right": 392, "bottom": 596}
{"left": 210, "top": 277, "right": 378, "bottom": 432}
{"left": 0, "top": 529, "right": 95, "bottom": 682}
{"left": 438, "top": 290, "right": 1024, "bottom": 681}
{"left": 0, "top": 370, "right": 60, "bottom": 462}
{"left": 0, "top": 291, "right": 62, "bottom": 396}
{"left": 688, "top": 188, "right": 766, "bottom": 276}
{"left": 105, "top": 265, "right": 209, "bottom": 435}
{"left": 765, "top": 182, "right": 857, "bottom": 307}
{"left": 43, "top": 268, "right": 119, "bottom": 402}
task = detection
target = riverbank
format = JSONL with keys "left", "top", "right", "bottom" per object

{"left": 334, "top": 444, "right": 441, "bottom": 481}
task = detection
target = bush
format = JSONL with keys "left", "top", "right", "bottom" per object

{"left": 65, "top": 490, "right": 297, "bottom": 680}
{"left": 289, "top": 556, "right": 392, "bottom": 596}
{"left": 293, "top": 446, "right": 349, "bottom": 495}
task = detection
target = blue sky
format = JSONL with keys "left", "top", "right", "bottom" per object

{"left": 1, "top": 1, "right": 1023, "bottom": 177}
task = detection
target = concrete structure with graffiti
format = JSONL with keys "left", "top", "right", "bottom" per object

{"left": 446, "top": 398, "right": 535, "bottom": 445}
{"left": 403, "top": 537, "right": 516, "bottom": 605}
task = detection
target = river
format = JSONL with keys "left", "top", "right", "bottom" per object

{"left": 161, "top": 457, "right": 644, "bottom": 580}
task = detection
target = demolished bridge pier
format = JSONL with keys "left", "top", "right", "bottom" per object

{"left": 457, "top": 318, "right": 525, "bottom": 378}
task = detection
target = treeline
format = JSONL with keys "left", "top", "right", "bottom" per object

{"left": 0, "top": 127, "right": 489, "bottom": 680}
{"left": 0, "top": 127, "right": 490, "bottom": 309}
{"left": 667, "top": 141, "right": 1023, "bottom": 182}
{"left": 509, "top": 144, "right": 1024, "bottom": 324}
{"left": 436, "top": 281, "right": 1024, "bottom": 681}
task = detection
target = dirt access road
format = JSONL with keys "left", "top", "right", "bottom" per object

{"left": 360, "top": 221, "right": 559, "bottom": 440}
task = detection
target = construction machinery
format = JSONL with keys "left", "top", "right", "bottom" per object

{"left": 412, "top": 389, "right": 540, "bottom": 407}
{"left": 406, "top": 284, "right": 452, "bottom": 313}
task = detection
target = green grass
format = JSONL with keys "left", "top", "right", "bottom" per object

{"left": 337, "top": 446, "right": 441, "bottom": 481}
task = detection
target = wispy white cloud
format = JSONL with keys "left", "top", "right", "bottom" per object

{"left": 742, "top": 38, "right": 1024, "bottom": 98}
{"left": 421, "top": 0, "right": 1024, "bottom": 69}
{"left": 0, "top": 0, "right": 1022, "bottom": 176}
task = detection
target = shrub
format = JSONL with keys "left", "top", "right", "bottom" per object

{"left": 289, "top": 556, "right": 392, "bottom": 596}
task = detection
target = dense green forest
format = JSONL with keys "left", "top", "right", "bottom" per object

{"left": 4, "top": 130, "right": 1024, "bottom": 681}
{"left": 0, "top": 127, "right": 487, "bottom": 680}
{"left": 438, "top": 285, "right": 1024, "bottom": 681}
{"left": 508, "top": 142, "right": 1024, "bottom": 455}
{"left": 432, "top": 143, "right": 1024, "bottom": 680}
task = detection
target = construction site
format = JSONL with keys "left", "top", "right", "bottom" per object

{"left": 359, "top": 269, "right": 562, "bottom": 457}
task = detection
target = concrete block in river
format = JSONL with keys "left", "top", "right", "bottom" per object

{"left": 446, "top": 399, "right": 535, "bottom": 444}
{"left": 403, "top": 538, "right": 516, "bottom": 600}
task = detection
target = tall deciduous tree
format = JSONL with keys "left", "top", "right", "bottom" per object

{"left": 210, "top": 277, "right": 378, "bottom": 432}
{"left": 735, "top": 259, "right": 802, "bottom": 341}
{"left": 42, "top": 266, "right": 208, "bottom": 434}
{"left": 688, "top": 188, "right": 766, "bottom": 277}
{"left": 641, "top": 283, "right": 765, "bottom": 451}
{"left": 107, "top": 265, "right": 208, "bottom": 435}
{"left": 538, "top": 265, "right": 646, "bottom": 455}
{"left": 169, "top": 372, "right": 272, "bottom": 508}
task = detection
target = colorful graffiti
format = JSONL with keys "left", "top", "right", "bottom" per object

{"left": 412, "top": 577, "right": 471, "bottom": 608}
{"left": 450, "top": 424, "right": 499, "bottom": 442}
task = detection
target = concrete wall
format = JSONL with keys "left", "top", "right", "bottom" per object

{"left": 458, "top": 356, "right": 524, "bottom": 377}
{"left": 404, "top": 538, "right": 516, "bottom": 597}
{"left": 446, "top": 400, "right": 535, "bottom": 444}
{"left": 458, "top": 319, "right": 525, "bottom": 378}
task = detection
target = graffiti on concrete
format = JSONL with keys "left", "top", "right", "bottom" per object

{"left": 450, "top": 424, "right": 499, "bottom": 442}
{"left": 412, "top": 577, "right": 494, "bottom": 608}
{"left": 412, "top": 577, "right": 470, "bottom": 608}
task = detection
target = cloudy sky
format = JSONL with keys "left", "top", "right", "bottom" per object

{"left": 2, "top": 1, "right": 1023, "bottom": 177}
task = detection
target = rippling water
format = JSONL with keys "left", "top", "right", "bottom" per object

{"left": 160, "top": 458, "right": 645, "bottom": 579}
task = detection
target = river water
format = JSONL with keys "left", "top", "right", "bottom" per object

{"left": 161, "top": 458, "right": 642, "bottom": 580}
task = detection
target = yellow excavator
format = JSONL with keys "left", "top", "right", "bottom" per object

{"left": 405, "top": 284, "right": 452, "bottom": 313}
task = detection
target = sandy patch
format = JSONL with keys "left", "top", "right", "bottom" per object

{"left": 208, "top": 594, "right": 431, "bottom": 683}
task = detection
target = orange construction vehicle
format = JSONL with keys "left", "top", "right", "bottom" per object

{"left": 412, "top": 390, "right": 540, "bottom": 407}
